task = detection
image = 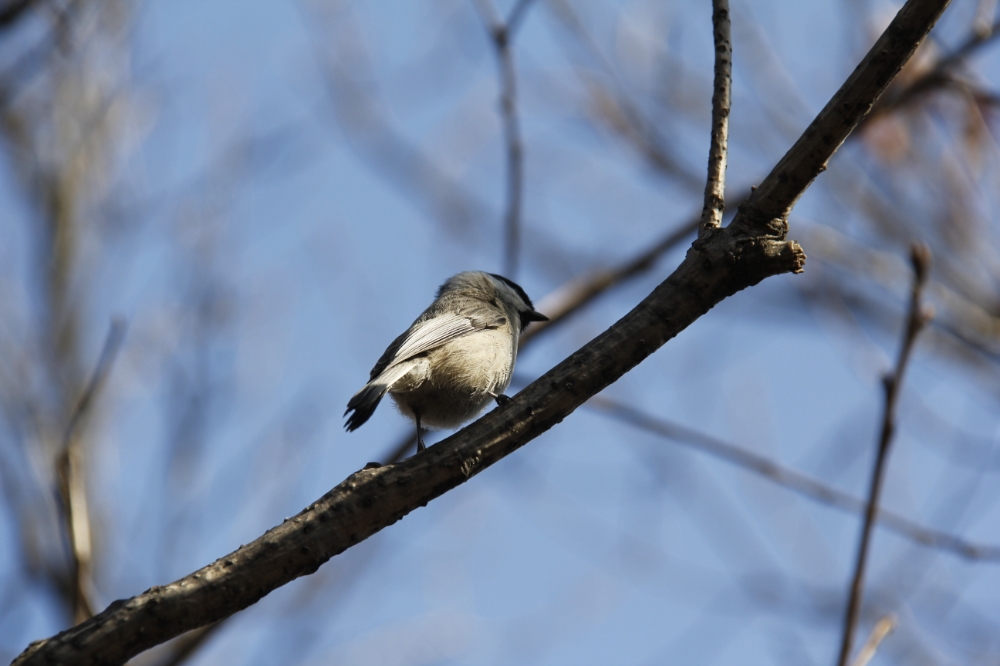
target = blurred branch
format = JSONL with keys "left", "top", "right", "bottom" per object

{"left": 521, "top": 212, "right": 706, "bottom": 345}
{"left": 55, "top": 318, "right": 126, "bottom": 624}
{"left": 850, "top": 615, "right": 897, "bottom": 666}
{"left": 0, "top": 0, "right": 38, "bottom": 29}
{"left": 314, "top": 26, "right": 486, "bottom": 240}
{"left": 836, "top": 244, "right": 933, "bottom": 666}
{"left": 473, "top": 0, "right": 536, "bottom": 277}
{"left": 865, "top": 17, "right": 1000, "bottom": 123}
{"left": 586, "top": 395, "right": 1000, "bottom": 561}
{"left": 548, "top": 0, "right": 701, "bottom": 189}
{"left": 699, "top": 0, "right": 732, "bottom": 237}
{"left": 801, "top": 223, "right": 1000, "bottom": 380}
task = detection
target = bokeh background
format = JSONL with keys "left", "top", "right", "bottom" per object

{"left": 2, "top": 0, "right": 1000, "bottom": 664}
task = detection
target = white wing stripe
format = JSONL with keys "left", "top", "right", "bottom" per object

{"left": 392, "top": 313, "right": 477, "bottom": 363}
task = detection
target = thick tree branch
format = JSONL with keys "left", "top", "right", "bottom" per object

{"left": 836, "top": 244, "right": 933, "bottom": 666}
{"left": 735, "top": 0, "right": 951, "bottom": 233}
{"left": 861, "top": 17, "right": 1000, "bottom": 127}
{"left": 699, "top": 0, "right": 732, "bottom": 236}
{"left": 14, "top": 0, "right": 950, "bottom": 663}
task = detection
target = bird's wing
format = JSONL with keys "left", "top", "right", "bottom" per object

{"left": 368, "top": 310, "right": 505, "bottom": 381}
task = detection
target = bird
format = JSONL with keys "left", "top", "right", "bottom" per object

{"left": 344, "top": 271, "right": 548, "bottom": 452}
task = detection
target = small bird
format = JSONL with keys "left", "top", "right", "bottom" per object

{"left": 345, "top": 271, "right": 548, "bottom": 451}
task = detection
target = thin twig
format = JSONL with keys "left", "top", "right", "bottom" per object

{"left": 474, "top": 0, "right": 535, "bottom": 278}
{"left": 586, "top": 395, "right": 1000, "bottom": 562}
{"left": 548, "top": 0, "right": 701, "bottom": 189}
{"left": 850, "top": 615, "right": 896, "bottom": 666}
{"left": 836, "top": 244, "right": 932, "bottom": 666}
{"left": 700, "top": 0, "right": 732, "bottom": 237}
{"left": 55, "top": 318, "right": 127, "bottom": 623}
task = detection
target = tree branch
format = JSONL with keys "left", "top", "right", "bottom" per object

{"left": 587, "top": 395, "right": 1000, "bottom": 561}
{"left": 0, "top": 0, "right": 38, "bottom": 29}
{"left": 55, "top": 318, "right": 127, "bottom": 624}
{"left": 16, "top": 217, "right": 805, "bottom": 666}
{"left": 862, "top": 17, "right": 1000, "bottom": 126}
{"left": 735, "top": 0, "right": 951, "bottom": 233}
{"left": 850, "top": 615, "right": 896, "bottom": 666}
{"left": 836, "top": 244, "right": 933, "bottom": 666}
{"left": 474, "top": 0, "right": 536, "bottom": 278}
{"left": 14, "top": 0, "right": 951, "bottom": 663}
{"left": 699, "top": 0, "right": 732, "bottom": 237}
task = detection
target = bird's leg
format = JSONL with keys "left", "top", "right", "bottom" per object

{"left": 415, "top": 410, "right": 425, "bottom": 452}
{"left": 489, "top": 391, "right": 511, "bottom": 406}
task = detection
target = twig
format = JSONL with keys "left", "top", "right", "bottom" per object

{"left": 521, "top": 216, "right": 701, "bottom": 345}
{"left": 850, "top": 615, "right": 896, "bottom": 666}
{"left": 474, "top": 0, "right": 536, "bottom": 278}
{"left": 55, "top": 318, "right": 127, "bottom": 623}
{"left": 586, "top": 395, "right": 1000, "bottom": 561}
{"left": 836, "top": 244, "right": 932, "bottom": 666}
{"left": 699, "top": 0, "right": 732, "bottom": 237}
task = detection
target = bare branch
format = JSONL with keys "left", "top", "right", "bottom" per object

{"left": 863, "top": 17, "right": 1000, "bottom": 125}
{"left": 737, "top": 0, "right": 952, "bottom": 234}
{"left": 548, "top": 0, "right": 701, "bottom": 189}
{"left": 0, "top": 0, "right": 38, "bottom": 29}
{"left": 14, "top": 186, "right": 805, "bottom": 666}
{"left": 836, "top": 244, "right": 933, "bottom": 666}
{"left": 587, "top": 395, "right": 1000, "bottom": 561}
{"left": 55, "top": 318, "right": 127, "bottom": 624}
{"left": 850, "top": 616, "right": 897, "bottom": 666}
{"left": 473, "top": 0, "right": 536, "bottom": 277}
{"left": 699, "top": 0, "right": 732, "bottom": 237}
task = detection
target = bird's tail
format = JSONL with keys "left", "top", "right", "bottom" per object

{"left": 344, "top": 382, "right": 389, "bottom": 432}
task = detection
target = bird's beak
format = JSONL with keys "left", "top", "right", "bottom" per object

{"left": 523, "top": 310, "right": 549, "bottom": 323}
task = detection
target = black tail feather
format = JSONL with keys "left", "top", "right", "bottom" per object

{"left": 344, "top": 383, "right": 388, "bottom": 432}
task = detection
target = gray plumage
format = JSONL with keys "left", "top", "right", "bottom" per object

{"left": 344, "top": 271, "right": 547, "bottom": 451}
